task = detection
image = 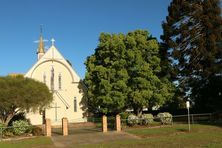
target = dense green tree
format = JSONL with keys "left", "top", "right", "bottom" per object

{"left": 0, "top": 76, "right": 53, "bottom": 126}
{"left": 125, "top": 31, "right": 174, "bottom": 115}
{"left": 161, "top": 0, "right": 222, "bottom": 109}
{"left": 85, "top": 33, "right": 129, "bottom": 115}
{"left": 85, "top": 30, "right": 174, "bottom": 115}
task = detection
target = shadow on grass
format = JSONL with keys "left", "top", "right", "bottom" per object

{"left": 69, "top": 127, "right": 102, "bottom": 134}
{"left": 52, "top": 127, "right": 102, "bottom": 136}
{"left": 195, "top": 121, "right": 222, "bottom": 128}
{"left": 177, "top": 128, "right": 188, "bottom": 132}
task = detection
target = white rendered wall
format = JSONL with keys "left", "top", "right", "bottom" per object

{"left": 25, "top": 46, "right": 86, "bottom": 125}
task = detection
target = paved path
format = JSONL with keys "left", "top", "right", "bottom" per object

{"left": 51, "top": 131, "right": 140, "bottom": 147}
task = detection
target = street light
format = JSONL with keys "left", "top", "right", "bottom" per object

{"left": 186, "top": 100, "right": 191, "bottom": 132}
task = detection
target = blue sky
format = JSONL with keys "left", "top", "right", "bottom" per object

{"left": 0, "top": 0, "right": 171, "bottom": 78}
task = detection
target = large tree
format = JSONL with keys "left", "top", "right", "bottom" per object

{"left": 85, "top": 30, "right": 174, "bottom": 116}
{"left": 125, "top": 31, "right": 174, "bottom": 115}
{"left": 0, "top": 76, "right": 53, "bottom": 126}
{"left": 161, "top": 0, "right": 222, "bottom": 109}
{"left": 85, "top": 33, "right": 129, "bottom": 115}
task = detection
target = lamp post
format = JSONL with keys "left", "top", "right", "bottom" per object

{"left": 186, "top": 100, "right": 191, "bottom": 132}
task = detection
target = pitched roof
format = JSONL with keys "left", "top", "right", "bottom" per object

{"left": 25, "top": 45, "right": 80, "bottom": 83}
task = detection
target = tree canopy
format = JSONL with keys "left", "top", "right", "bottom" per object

{"left": 161, "top": 0, "right": 222, "bottom": 111}
{"left": 0, "top": 76, "right": 53, "bottom": 125}
{"left": 84, "top": 30, "right": 174, "bottom": 115}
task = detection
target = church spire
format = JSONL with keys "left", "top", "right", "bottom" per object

{"left": 37, "top": 26, "right": 45, "bottom": 60}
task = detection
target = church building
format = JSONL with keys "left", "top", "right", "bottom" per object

{"left": 25, "top": 33, "right": 85, "bottom": 125}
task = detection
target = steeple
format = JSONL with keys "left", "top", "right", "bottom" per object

{"left": 37, "top": 26, "right": 45, "bottom": 60}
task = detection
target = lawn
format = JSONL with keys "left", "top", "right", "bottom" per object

{"left": 79, "top": 123, "right": 222, "bottom": 148}
{"left": 0, "top": 137, "right": 53, "bottom": 148}
{"left": 1, "top": 123, "right": 222, "bottom": 148}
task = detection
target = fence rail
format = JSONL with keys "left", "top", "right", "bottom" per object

{"left": 120, "top": 113, "right": 214, "bottom": 129}
{"left": 172, "top": 113, "right": 213, "bottom": 124}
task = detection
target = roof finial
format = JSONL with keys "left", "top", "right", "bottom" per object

{"left": 37, "top": 25, "right": 45, "bottom": 53}
{"left": 40, "top": 24, "right": 43, "bottom": 36}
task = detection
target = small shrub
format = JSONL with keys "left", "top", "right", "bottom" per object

{"left": 141, "top": 114, "right": 154, "bottom": 125}
{"left": 12, "top": 120, "right": 31, "bottom": 135}
{"left": 157, "top": 112, "right": 172, "bottom": 125}
{"left": 0, "top": 123, "right": 5, "bottom": 134}
{"left": 8, "top": 112, "right": 29, "bottom": 126}
{"left": 3, "top": 128, "right": 14, "bottom": 137}
{"left": 0, "top": 123, "right": 14, "bottom": 137}
{"left": 31, "top": 126, "right": 43, "bottom": 136}
{"left": 127, "top": 114, "right": 139, "bottom": 126}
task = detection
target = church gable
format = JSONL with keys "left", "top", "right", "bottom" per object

{"left": 25, "top": 37, "right": 85, "bottom": 125}
{"left": 25, "top": 44, "right": 81, "bottom": 83}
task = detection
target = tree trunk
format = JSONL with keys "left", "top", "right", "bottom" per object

{"left": 5, "top": 114, "right": 14, "bottom": 126}
{"left": 134, "top": 108, "right": 142, "bottom": 116}
{"left": 0, "top": 112, "right": 15, "bottom": 126}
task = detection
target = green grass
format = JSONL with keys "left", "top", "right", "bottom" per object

{"left": 79, "top": 123, "right": 222, "bottom": 148}
{"left": 1, "top": 123, "right": 222, "bottom": 148}
{"left": 0, "top": 137, "right": 53, "bottom": 148}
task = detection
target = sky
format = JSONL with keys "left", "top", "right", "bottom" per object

{"left": 0, "top": 0, "right": 171, "bottom": 79}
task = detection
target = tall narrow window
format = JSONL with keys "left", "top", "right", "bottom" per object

{"left": 50, "top": 67, "right": 54, "bottom": 91}
{"left": 74, "top": 97, "right": 77, "bottom": 112}
{"left": 58, "top": 73, "right": 62, "bottom": 90}
{"left": 43, "top": 72, "right": 46, "bottom": 84}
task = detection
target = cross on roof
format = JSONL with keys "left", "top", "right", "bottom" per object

{"left": 51, "top": 38, "right": 55, "bottom": 46}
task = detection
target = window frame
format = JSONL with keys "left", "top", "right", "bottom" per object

{"left": 74, "top": 97, "right": 77, "bottom": 112}
{"left": 58, "top": 73, "right": 62, "bottom": 90}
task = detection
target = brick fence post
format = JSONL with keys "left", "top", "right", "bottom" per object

{"left": 116, "top": 114, "right": 121, "bottom": 132}
{"left": 102, "top": 115, "right": 107, "bottom": 133}
{"left": 62, "top": 117, "right": 68, "bottom": 136}
{"left": 45, "top": 118, "right": 51, "bottom": 136}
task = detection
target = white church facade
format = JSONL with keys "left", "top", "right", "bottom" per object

{"left": 25, "top": 33, "right": 86, "bottom": 125}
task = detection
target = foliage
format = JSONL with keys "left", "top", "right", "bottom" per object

{"left": 120, "top": 112, "right": 130, "bottom": 120}
{"left": 127, "top": 114, "right": 139, "bottom": 126}
{"left": 161, "top": 0, "right": 222, "bottom": 109}
{"left": 0, "top": 123, "right": 14, "bottom": 137}
{"left": 84, "top": 32, "right": 128, "bottom": 115}
{"left": 157, "top": 112, "right": 172, "bottom": 125}
{"left": 8, "top": 112, "right": 28, "bottom": 126}
{"left": 3, "top": 128, "right": 14, "bottom": 137}
{"left": 84, "top": 30, "right": 174, "bottom": 115}
{"left": 125, "top": 31, "right": 174, "bottom": 115}
{"left": 31, "top": 126, "right": 43, "bottom": 136}
{"left": 12, "top": 120, "right": 31, "bottom": 135}
{"left": 141, "top": 114, "right": 154, "bottom": 125}
{"left": 0, "top": 123, "right": 5, "bottom": 134}
{"left": 193, "top": 76, "right": 222, "bottom": 112}
{"left": 0, "top": 76, "right": 53, "bottom": 126}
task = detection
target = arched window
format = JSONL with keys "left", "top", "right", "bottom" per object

{"left": 43, "top": 72, "right": 46, "bottom": 84}
{"left": 74, "top": 97, "right": 77, "bottom": 112}
{"left": 58, "top": 73, "right": 62, "bottom": 90}
{"left": 50, "top": 67, "right": 54, "bottom": 91}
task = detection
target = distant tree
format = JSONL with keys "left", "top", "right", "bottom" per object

{"left": 161, "top": 0, "right": 222, "bottom": 109}
{"left": 0, "top": 76, "right": 53, "bottom": 126}
{"left": 84, "top": 30, "right": 174, "bottom": 116}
